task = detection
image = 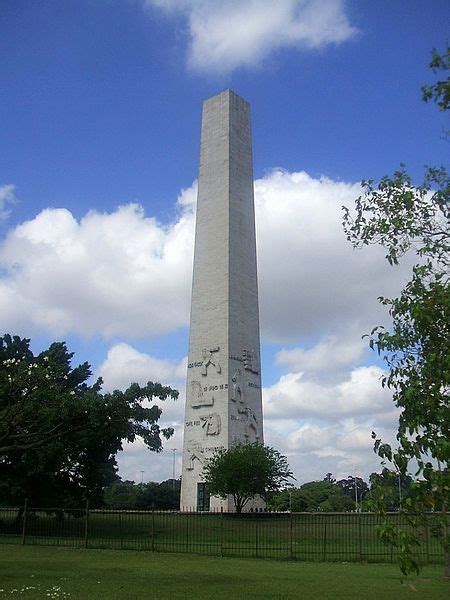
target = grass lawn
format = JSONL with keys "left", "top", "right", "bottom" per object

{"left": 0, "top": 545, "right": 447, "bottom": 599}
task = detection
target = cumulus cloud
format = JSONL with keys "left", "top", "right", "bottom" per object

{"left": 98, "top": 339, "right": 398, "bottom": 484}
{"left": 0, "top": 185, "right": 196, "bottom": 338}
{"left": 0, "top": 169, "right": 407, "bottom": 483}
{"left": 116, "top": 434, "right": 184, "bottom": 484}
{"left": 256, "top": 169, "right": 413, "bottom": 343}
{"left": 97, "top": 342, "right": 186, "bottom": 392}
{"left": 261, "top": 330, "right": 399, "bottom": 481}
{"left": 264, "top": 365, "right": 391, "bottom": 421}
{"left": 0, "top": 170, "right": 412, "bottom": 344}
{"left": 146, "top": 0, "right": 357, "bottom": 74}
{"left": 263, "top": 393, "right": 399, "bottom": 482}
{"left": 96, "top": 342, "right": 186, "bottom": 483}
{"left": 276, "top": 333, "right": 365, "bottom": 376}
{"left": 0, "top": 184, "right": 17, "bottom": 220}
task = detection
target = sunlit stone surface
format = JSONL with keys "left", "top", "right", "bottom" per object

{"left": 180, "top": 90, "right": 263, "bottom": 511}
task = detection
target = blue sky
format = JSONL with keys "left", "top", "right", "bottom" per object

{"left": 1, "top": 0, "right": 448, "bottom": 485}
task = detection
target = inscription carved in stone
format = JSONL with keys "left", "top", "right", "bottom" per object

{"left": 185, "top": 442, "right": 205, "bottom": 470}
{"left": 190, "top": 380, "right": 214, "bottom": 408}
{"left": 237, "top": 406, "right": 259, "bottom": 440}
{"left": 200, "top": 413, "right": 221, "bottom": 436}
{"left": 243, "top": 348, "right": 259, "bottom": 374}
{"left": 231, "top": 369, "right": 243, "bottom": 404}
{"left": 201, "top": 347, "right": 221, "bottom": 376}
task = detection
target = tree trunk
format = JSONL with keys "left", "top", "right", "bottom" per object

{"left": 234, "top": 496, "right": 242, "bottom": 514}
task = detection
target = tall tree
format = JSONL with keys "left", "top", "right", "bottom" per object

{"left": 202, "top": 442, "right": 293, "bottom": 514}
{"left": 342, "top": 48, "right": 449, "bottom": 576}
{"left": 365, "top": 468, "right": 413, "bottom": 512}
{"left": 0, "top": 334, "right": 178, "bottom": 507}
{"left": 103, "top": 478, "right": 181, "bottom": 510}
{"left": 336, "top": 476, "right": 369, "bottom": 505}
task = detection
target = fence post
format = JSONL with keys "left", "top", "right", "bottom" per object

{"left": 185, "top": 508, "right": 190, "bottom": 552}
{"left": 322, "top": 517, "right": 327, "bottom": 561}
{"left": 220, "top": 507, "right": 224, "bottom": 557}
{"left": 151, "top": 508, "right": 155, "bottom": 552}
{"left": 84, "top": 500, "right": 89, "bottom": 549}
{"left": 21, "top": 498, "right": 28, "bottom": 546}
{"left": 358, "top": 512, "right": 363, "bottom": 562}
{"left": 119, "top": 510, "right": 123, "bottom": 550}
{"left": 289, "top": 511, "right": 293, "bottom": 560}
{"left": 425, "top": 518, "right": 430, "bottom": 564}
{"left": 255, "top": 514, "right": 259, "bottom": 558}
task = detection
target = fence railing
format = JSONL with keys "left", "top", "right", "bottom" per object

{"left": 0, "top": 503, "right": 445, "bottom": 564}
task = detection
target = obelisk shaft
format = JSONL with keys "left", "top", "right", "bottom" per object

{"left": 180, "top": 90, "right": 263, "bottom": 511}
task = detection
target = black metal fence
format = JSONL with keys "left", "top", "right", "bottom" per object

{"left": 0, "top": 503, "right": 444, "bottom": 564}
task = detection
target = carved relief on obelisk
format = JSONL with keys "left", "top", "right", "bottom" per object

{"left": 180, "top": 90, "right": 263, "bottom": 511}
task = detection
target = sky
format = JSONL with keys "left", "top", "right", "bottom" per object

{"left": 1, "top": 0, "right": 449, "bottom": 487}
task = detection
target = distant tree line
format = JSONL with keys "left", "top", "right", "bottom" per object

{"left": 103, "top": 479, "right": 181, "bottom": 510}
{"left": 268, "top": 471, "right": 413, "bottom": 513}
{"left": 100, "top": 469, "right": 413, "bottom": 513}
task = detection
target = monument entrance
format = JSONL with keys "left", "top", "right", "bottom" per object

{"left": 196, "top": 483, "right": 210, "bottom": 512}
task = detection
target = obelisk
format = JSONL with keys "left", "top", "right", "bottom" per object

{"left": 180, "top": 90, "right": 263, "bottom": 511}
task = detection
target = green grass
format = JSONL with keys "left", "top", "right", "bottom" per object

{"left": 0, "top": 545, "right": 447, "bottom": 599}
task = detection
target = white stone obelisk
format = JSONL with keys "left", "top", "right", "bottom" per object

{"left": 180, "top": 90, "right": 263, "bottom": 511}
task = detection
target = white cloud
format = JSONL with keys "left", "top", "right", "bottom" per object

{"left": 101, "top": 340, "right": 398, "bottom": 484}
{"left": 96, "top": 342, "right": 186, "bottom": 424}
{"left": 0, "top": 184, "right": 17, "bottom": 220}
{"left": 0, "top": 186, "right": 196, "bottom": 338}
{"left": 264, "top": 408, "right": 399, "bottom": 484}
{"left": 146, "top": 0, "right": 357, "bottom": 74}
{"left": 264, "top": 364, "right": 391, "bottom": 421}
{"left": 0, "top": 169, "right": 407, "bottom": 484}
{"left": 255, "top": 169, "right": 413, "bottom": 343}
{"left": 96, "top": 342, "right": 186, "bottom": 483}
{"left": 116, "top": 435, "right": 184, "bottom": 484}
{"left": 276, "top": 333, "right": 365, "bottom": 375}
{"left": 0, "top": 170, "right": 412, "bottom": 344}
{"left": 97, "top": 342, "right": 186, "bottom": 391}
{"left": 260, "top": 333, "right": 400, "bottom": 482}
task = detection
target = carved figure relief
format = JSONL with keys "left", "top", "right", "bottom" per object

{"left": 201, "top": 347, "right": 221, "bottom": 376}
{"left": 200, "top": 413, "right": 221, "bottom": 436}
{"left": 231, "top": 369, "right": 243, "bottom": 404}
{"left": 185, "top": 442, "right": 205, "bottom": 470}
{"left": 243, "top": 348, "right": 259, "bottom": 374}
{"left": 190, "top": 380, "right": 214, "bottom": 408}
{"left": 237, "top": 406, "right": 259, "bottom": 440}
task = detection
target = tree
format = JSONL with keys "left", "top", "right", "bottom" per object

{"left": 103, "top": 480, "right": 141, "bottom": 510}
{"left": 336, "top": 476, "right": 369, "bottom": 505}
{"left": 138, "top": 479, "right": 181, "bottom": 510}
{"left": 268, "top": 487, "right": 310, "bottom": 512}
{"left": 269, "top": 479, "right": 359, "bottom": 512}
{"left": 342, "top": 48, "right": 449, "bottom": 576}
{"left": 103, "top": 478, "right": 181, "bottom": 510}
{"left": 202, "top": 442, "right": 293, "bottom": 514}
{"left": 0, "top": 334, "right": 179, "bottom": 507}
{"left": 364, "top": 468, "right": 413, "bottom": 512}
{"left": 421, "top": 47, "right": 450, "bottom": 113}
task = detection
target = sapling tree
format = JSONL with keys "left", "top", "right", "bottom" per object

{"left": 342, "top": 47, "right": 449, "bottom": 577}
{"left": 203, "top": 442, "right": 293, "bottom": 514}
